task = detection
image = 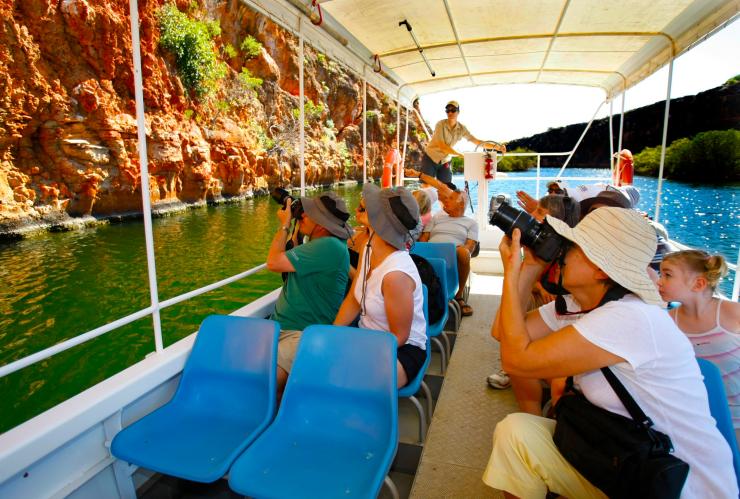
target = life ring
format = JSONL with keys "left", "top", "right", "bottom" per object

{"left": 612, "top": 149, "right": 634, "bottom": 186}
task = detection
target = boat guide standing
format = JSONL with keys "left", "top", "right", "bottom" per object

{"left": 421, "top": 100, "right": 506, "bottom": 183}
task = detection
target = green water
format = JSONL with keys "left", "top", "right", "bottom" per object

{"left": 0, "top": 185, "right": 364, "bottom": 433}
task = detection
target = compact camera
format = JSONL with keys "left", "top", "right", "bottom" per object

{"left": 270, "top": 187, "right": 304, "bottom": 219}
{"left": 489, "top": 201, "right": 567, "bottom": 262}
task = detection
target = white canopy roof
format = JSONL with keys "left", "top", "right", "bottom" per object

{"left": 320, "top": 0, "right": 739, "bottom": 99}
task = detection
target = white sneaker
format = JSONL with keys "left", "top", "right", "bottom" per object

{"left": 487, "top": 370, "right": 511, "bottom": 389}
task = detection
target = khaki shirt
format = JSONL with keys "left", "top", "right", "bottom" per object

{"left": 425, "top": 119, "right": 475, "bottom": 164}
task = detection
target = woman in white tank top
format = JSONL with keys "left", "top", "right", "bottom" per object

{"left": 334, "top": 184, "right": 427, "bottom": 388}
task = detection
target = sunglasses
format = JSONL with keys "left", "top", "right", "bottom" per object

{"left": 445, "top": 107, "right": 458, "bottom": 113}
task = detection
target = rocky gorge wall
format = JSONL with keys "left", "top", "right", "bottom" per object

{"left": 0, "top": 0, "right": 426, "bottom": 235}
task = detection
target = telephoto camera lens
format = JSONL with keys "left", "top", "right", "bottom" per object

{"left": 489, "top": 201, "right": 566, "bottom": 262}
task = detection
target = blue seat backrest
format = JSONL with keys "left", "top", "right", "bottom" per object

{"left": 697, "top": 358, "right": 740, "bottom": 485}
{"left": 412, "top": 242, "right": 458, "bottom": 296}
{"left": 278, "top": 325, "right": 398, "bottom": 427}
{"left": 175, "top": 315, "right": 279, "bottom": 418}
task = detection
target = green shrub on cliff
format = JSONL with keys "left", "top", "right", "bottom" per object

{"left": 158, "top": 4, "right": 225, "bottom": 97}
{"left": 238, "top": 68, "right": 263, "bottom": 91}
{"left": 241, "top": 35, "right": 262, "bottom": 59}
{"left": 292, "top": 99, "right": 324, "bottom": 124}
{"left": 634, "top": 130, "right": 739, "bottom": 182}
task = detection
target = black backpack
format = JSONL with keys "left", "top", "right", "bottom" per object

{"left": 410, "top": 254, "right": 446, "bottom": 325}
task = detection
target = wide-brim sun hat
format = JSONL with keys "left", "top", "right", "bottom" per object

{"left": 362, "top": 184, "right": 421, "bottom": 250}
{"left": 545, "top": 207, "right": 662, "bottom": 305}
{"left": 580, "top": 189, "right": 632, "bottom": 214}
{"left": 300, "top": 191, "right": 354, "bottom": 240}
{"left": 568, "top": 182, "right": 608, "bottom": 203}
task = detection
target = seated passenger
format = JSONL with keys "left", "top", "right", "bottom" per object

{"left": 412, "top": 189, "right": 432, "bottom": 233}
{"left": 487, "top": 194, "right": 580, "bottom": 393}
{"left": 485, "top": 207, "right": 736, "bottom": 498}
{"left": 265, "top": 191, "right": 353, "bottom": 393}
{"left": 404, "top": 168, "right": 477, "bottom": 316}
{"left": 334, "top": 185, "right": 427, "bottom": 388}
{"left": 658, "top": 250, "right": 740, "bottom": 442}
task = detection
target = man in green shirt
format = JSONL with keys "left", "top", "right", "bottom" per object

{"left": 266, "top": 191, "right": 353, "bottom": 393}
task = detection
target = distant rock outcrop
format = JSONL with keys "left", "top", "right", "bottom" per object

{"left": 0, "top": 0, "right": 426, "bottom": 234}
{"left": 507, "top": 83, "right": 740, "bottom": 169}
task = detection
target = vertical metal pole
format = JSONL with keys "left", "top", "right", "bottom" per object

{"left": 608, "top": 98, "right": 614, "bottom": 179}
{"left": 299, "top": 27, "right": 306, "bottom": 196}
{"left": 654, "top": 58, "right": 674, "bottom": 224}
{"left": 362, "top": 77, "right": 367, "bottom": 183}
{"left": 617, "top": 89, "right": 626, "bottom": 161}
{"left": 555, "top": 100, "right": 604, "bottom": 178}
{"left": 128, "top": 0, "right": 163, "bottom": 352}
{"left": 401, "top": 106, "right": 410, "bottom": 186}
{"left": 732, "top": 246, "right": 740, "bottom": 302}
{"left": 535, "top": 155, "right": 541, "bottom": 199}
{"left": 396, "top": 97, "right": 402, "bottom": 152}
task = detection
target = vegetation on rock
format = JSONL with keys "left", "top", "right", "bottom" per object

{"left": 634, "top": 130, "right": 740, "bottom": 182}
{"left": 158, "top": 3, "right": 226, "bottom": 98}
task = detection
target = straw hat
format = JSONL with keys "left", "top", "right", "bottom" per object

{"left": 362, "top": 184, "right": 421, "bottom": 250}
{"left": 300, "top": 192, "right": 354, "bottom": 239}
{"left": 545, "top": 207, "right": 662, "bottom": 305}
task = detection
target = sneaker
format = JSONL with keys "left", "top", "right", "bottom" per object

{"left": 487, "top": 370, "right": 511, "bottom": 389}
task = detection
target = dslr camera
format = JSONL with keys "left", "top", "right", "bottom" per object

{"left": 489, "top": 200, "right": 566, "bottom": 262}
{"left": 270, "top": 187, "right": 304, "bottom": 219}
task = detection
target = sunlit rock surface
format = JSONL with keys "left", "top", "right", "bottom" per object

{"left": 0, "top": 0, "right": 426, "bottom": 234}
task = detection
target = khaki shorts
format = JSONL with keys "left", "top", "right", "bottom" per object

{"left": 277, "top": 330, "right": 303, "bottom": 373}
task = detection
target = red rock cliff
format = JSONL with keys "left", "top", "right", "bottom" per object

{"left": 0, "top": 0, "right": 426, "bottom": 231}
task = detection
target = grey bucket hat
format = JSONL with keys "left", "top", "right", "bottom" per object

{"left": 300, "top": 191, "right": 354, "bottom": 240}
{"left": 362, "top": 184, "right": 421, "bottom": 250}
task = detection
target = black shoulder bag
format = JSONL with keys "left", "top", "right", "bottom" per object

{"left": 553, "top": 368, "right": 689, "bottom": 498}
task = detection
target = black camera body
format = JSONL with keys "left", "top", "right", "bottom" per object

{"left": 489, "top": 201, "right": 566, "bottom": 262}
{"left": 271, "top": 187, "right": 304, "bottom": 219}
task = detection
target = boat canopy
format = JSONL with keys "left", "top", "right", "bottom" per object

{"left": 318, "top": 0, "right": 738, "bottom": 100}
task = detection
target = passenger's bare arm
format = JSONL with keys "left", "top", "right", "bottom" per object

{"left": 266, "top": 204, "right": 297, "bottom": 273}
{"left": 382, "top": 271, "right": 415, "bottom": 346}
{"left": 404, "top": 168, "right": 455, "bottom": 199}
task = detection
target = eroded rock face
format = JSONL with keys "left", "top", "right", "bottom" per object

{"left": 0, "top": 0, "right": 426, "bottom": 232}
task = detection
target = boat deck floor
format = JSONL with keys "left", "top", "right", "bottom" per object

{"left": 405, "top": 272, "right": 514, "bottom": 499}
{"left": 139, "top": 271, "right": 513, "bottom": 498}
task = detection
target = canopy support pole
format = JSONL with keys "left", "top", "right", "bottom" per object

{"left": 128, "top": 0, "right": 162, "bottom": 352}
{"left": 401, "top": 106, "right": 410, "bottom": 186}
{"left": 298, "top": 25, "right": 306, "bottom": 196}
{"left": 362, "top": 77, "right": 367, "bottom": 183}
{"left": 617, "top": 89, "right": 626, "bottom": 161}
{"left": 654, "top": 57, "right": 674, "bottom": 224}
{"left": 732, "top": 246, "right": 740, "bottom": 302}
{"left": 608, "top": 98, "right": 614, "bottom": 179}
{"left": 556, "top": 100, "right": 604, "bottom": 178}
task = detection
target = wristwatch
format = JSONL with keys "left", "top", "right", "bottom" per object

{"left": 280, "top": 225, "right": 290, "bottom": 233}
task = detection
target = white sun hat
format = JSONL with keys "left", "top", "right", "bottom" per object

{"left": 545, "top": 207, "right": 662, "bottom": 305}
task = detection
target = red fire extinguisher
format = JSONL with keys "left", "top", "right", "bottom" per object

{"left": 484, "top": 151, "right": 494, "bottom": 180}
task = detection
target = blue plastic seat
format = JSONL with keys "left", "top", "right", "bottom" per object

{"left": 111, "top": 315, "right": 279, "bottom": 483}
{"left": 228, "top": 325, "right": 399, "bottom": 499}
{"left": 425, "top": 257, "right": 451, "bottom": 374}
{"left": 696, "top": 358, "right": 740, "bottom": 486}
{"left": 412, "top": 242, "right": 461, "bottom": 330}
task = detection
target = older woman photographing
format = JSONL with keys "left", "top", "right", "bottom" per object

{"left": 485, "top": 207, "right": 735, "bottom": 498}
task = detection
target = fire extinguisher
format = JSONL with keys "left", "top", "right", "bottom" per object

{"left": 484, "top": 150, "right": 494, "bottom": 180}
